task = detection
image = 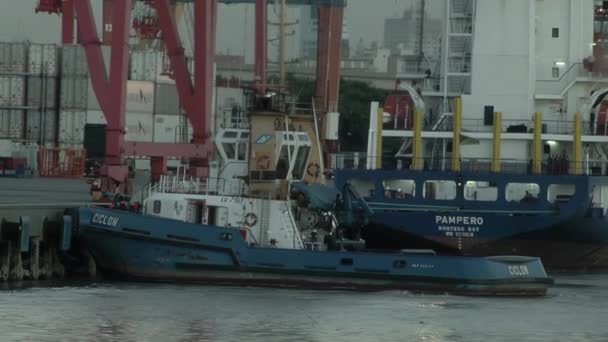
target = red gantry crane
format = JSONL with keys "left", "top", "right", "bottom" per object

{"left": 35, "top": 0, "right": 346, "bottom": 193}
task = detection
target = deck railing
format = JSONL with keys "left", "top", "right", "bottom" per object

{"left": 148, "top": 167, "right": 246, "bottom": 197}
{"left": 332, "top": 153, "right": 608, "bottom": 177}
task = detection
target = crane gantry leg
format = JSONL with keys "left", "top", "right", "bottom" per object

{"left": 61, "top": 0, "right": 75, "bottom": 44}
{"left": 152, "top": 0, "right": 216, "bottom": 177}
{"left": 73, "top": 0, "right": 131, "bottom": 192}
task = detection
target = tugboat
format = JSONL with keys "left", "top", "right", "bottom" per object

{"left": 71, "top": 92, "right": 552, "bottom": 296}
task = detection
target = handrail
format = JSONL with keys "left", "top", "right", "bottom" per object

{"left": 537, "top": 62, "right": 583, "bottom": 83}
{"left": 284, "top": 198, "right": 303, "bottom": 249}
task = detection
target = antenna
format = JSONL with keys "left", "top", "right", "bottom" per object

{"left": 269, "top": 0, "right": 298, "bottom": 90}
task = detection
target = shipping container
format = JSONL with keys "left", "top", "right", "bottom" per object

{"left": 60, "top": 77, "right": 88, "bottom": 109}
{"left": 126, "top": 112, "right": 154, "bottom": 142}
{"left": 28, "top": 44, "right": 58, "bottom": 76}
{"left": 153, "top": 114, "right": 183, "bottom": 143}
{"left": 0, "top": 76, "right": 25, "bottom": 107}
{"left": 157, "top": 55, "right": 194, "bottom": 82}
{"left": 25, "top": 110, "right": 56, "bottom": 144}
{"left": 126, "top": 80, "right": 155, "bottom": 113}
{"left": 154, "top": 82, "right": 182, "bottom": 115}
{"left": 26, "top": 76, "right": 57, "bottom": 109}
{"left": 87, "top": 80, "right": 154, "bottom": 113}
{"left": 61, "top": 45, "right": 88, "bottom": 77}
{"left": 58, "top": 110, "right": 86, "bottom": 144}
{"left": 130, "top": 51, "right": 162, "bottom": 81}
{"left": 86, "top": 110, "right": 107, "bottom": 125}
{"left": 0, "top": 109, "right": 24, "bottom": 139}
{"left": 0, "top": 42, "right": 27, "bottom": 74}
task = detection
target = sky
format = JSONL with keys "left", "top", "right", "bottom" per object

{"left": 0, "top": 0, "right": 439, "bottom": 61}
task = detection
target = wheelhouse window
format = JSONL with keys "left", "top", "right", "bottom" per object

{"left": 382, "top": 179, "right": 416, "bottom": 199}
{"left": 237, "top": 142, "right": 247, "bottom": 161}
{"left": 276, "top": 145, "right": 290, "bottom": 179}
{"left": 222, "top": 143, "right": 236, "bottom": 160}
{"left": 464, "top": 181, "right": 498, "bottom": 202}
{"left": 423, "top": 180, "right": 457, "bottom": 200}
{"left": 506, "top": 183, "right": 541, "bottom": 203}
{"left": 292, "top": 146, "right": 311, "bottom": 180}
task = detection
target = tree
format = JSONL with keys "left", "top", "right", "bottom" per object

{"left": 287, "top": 76, "right": 389, "bottom": 152}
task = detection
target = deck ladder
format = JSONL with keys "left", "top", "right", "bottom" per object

{"left": 259, "top": 193, "right": 272, "bottom": 245}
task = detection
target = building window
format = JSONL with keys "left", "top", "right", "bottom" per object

{"left": 552, "top": 67, "right": 560, "bottom": 78}
{"left": 552, "top": 28, "right": 559, "bottom": 38}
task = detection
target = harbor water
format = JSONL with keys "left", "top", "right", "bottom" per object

{"left": 0, "top": 274, "right": 607, "bottom": 342}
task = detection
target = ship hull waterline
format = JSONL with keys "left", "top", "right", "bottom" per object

{"left": 75, "top": 207, "right": 552, "bottom": 297}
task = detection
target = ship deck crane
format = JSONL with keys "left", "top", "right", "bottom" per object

{"left": 35, "top": 0, "right": 346, "bottom": 193}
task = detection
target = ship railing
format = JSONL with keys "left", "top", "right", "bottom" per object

{"left": 535, "top": 63, "right": 600, "bottom": 97}
{"left": 215, "top": 108, "right": 250, "bottom": 130}
{"left": 330, "top": 152, "right": 368, "bottom": 170}
{"left": 385, "top": 117, "right": 601, "bottom": 136}
{"left": 332, "top": 155, "right": 608, "bottom": 176}
{"left": 149, "top": 171, "right": 246, "bottom": 197}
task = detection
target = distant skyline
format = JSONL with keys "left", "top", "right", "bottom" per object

{"left": 0, "top": 0, "right": 443, "bottom": 62}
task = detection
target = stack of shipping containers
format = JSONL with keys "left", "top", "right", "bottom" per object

{"left": 27, "top": 43, "right": 58, "bottom": 147}
{"left": 59, "top": 45, "right": 88, "bottom": 150}
{"left": 131, "top": 50, "right": 189, "bottom": 145}
{"left": 0, "top": 41, "right": 228, "bottom": 169}
{"left": 0, "top": 42, "right": 27, "bottom": 141}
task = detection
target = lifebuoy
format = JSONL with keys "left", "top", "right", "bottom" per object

{"left": 244, "top": 212, "right": 257, "bottom": 228}
{"left": 257, "top": 155, "right": 271, "bottom": 170}
{"left": 306, "top": 162, "right": 321, "bottom": 178}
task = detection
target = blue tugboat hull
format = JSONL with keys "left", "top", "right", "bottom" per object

{"left": 75, "top": 207, "right": 552, "bottom": 296}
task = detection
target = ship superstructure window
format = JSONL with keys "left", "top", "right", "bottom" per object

{"left": 276, "top": 145, "right": 290, "bottom": 179}
{"left": 292, "top": 146, "right": 312, "bottom": 180}
{"left": 423, "top": 181, "right": 457, "bottom": 200}
{"left": 382, "top": 179, "right": 416, "bottom": 199}
{"left": 237, "top": 142, "right": 247, "bottom": 160}
{"left": 153, "top": 200, "right": 161, "bottom": 214}
{"left": 350, "top": 178, "right": 375, "bottom": 198}
{"left": 552, "top": 27, "right": 559, "bottom": 38}
{"left": 223, "top": 143, "right": 236, "bottom": 159}
{"left": 552, "top": 67, "right": 559, "bottom": 78}
{"left": 547, "top": 184, "right": 576, "bottom": 204}
{"left": 506, "top": 183, "right": 540, "bottom": 202}
{"left": 275, "top": 131, "right": 313, "bottom": 181}
{"left": 218, "top": 129, "right": 249, "bottom": 161}
{"left": 464, "top": 181, "right": 498, "bottom": 202}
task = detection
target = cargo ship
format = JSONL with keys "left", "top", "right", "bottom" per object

{"left": 331, "top": 1, "right": 608, "bottom": 270}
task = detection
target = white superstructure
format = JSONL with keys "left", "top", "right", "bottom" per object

{"left": 373, "top": 0, "right": 608, "bottom": 168}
